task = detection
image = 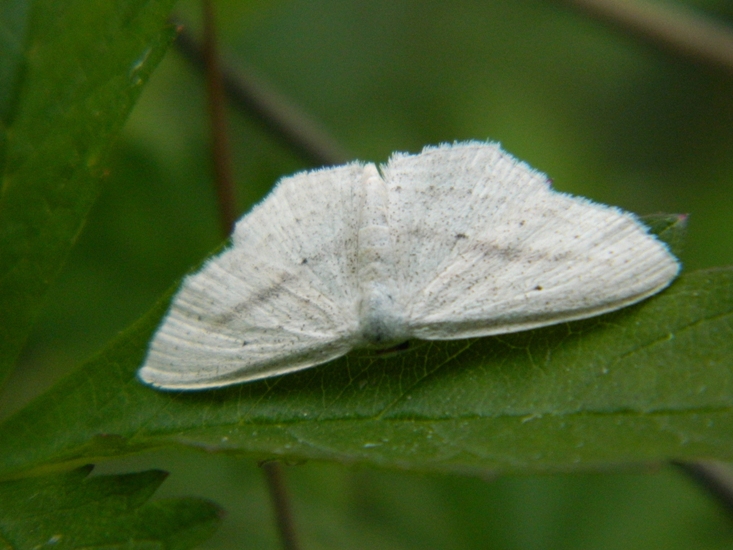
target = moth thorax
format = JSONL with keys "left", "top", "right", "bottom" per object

{"left": 358, "top": 281, "right": 407, "bottom": 346}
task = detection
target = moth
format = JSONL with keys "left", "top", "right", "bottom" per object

{"left": 139, "top": 142, "right": 679, "bottom": 390}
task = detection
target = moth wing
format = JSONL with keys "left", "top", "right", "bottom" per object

{"left": 382, "top": 142, "right": 679, "bottom": 339}
{"left": 139, "top": 163, "right": 369, "bottom": 389}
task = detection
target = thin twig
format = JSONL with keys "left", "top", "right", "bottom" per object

{"left": 261, "top": 461, "right": 302, "bottom": 550}
{"left": 673, "top": 459, "right": 733, "bottom": 520}
{"left": 561, "top": 0, "right": 733, "bottom": 73}
{"left": 174, "top": 21, "right": 350, "bottom": 168}
{"left": 202, "top": 0, "right": 238, "bottom": 236}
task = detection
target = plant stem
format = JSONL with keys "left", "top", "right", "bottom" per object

{"left": 562, "top": 0, "right": 733, "bottom": 73}
{"left": 174, "top": 20, "right": 350, "bottom": 168}
{"left": 262, "top": 461, "right": 302, "bottom": 550}
{"left": 202, "top": 0, "right": 237, "bottom": 236}
{"left": 673, "top": 459, "right": 733, "bottom": 520}
{"left": 199, "top": 5, "right": 304, "bottom": 548}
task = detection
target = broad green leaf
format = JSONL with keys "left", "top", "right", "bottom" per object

{"left": 0, "top": 0, "right": 178, "bottom": 387}
{"left": 640, "top": 213, "right": 688, "bottom": 257}
{"left": 0, "top": 466, "right": 222, "bottom": 549}
{"left": 0, "top": 267, "right": 731, "bottom": 478}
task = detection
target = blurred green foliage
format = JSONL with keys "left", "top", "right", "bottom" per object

{"left": 0, "top": 466, "right": 222, "bottom": 549}
{"left": 3, "top": 0, "right": 733, "bottom": 548}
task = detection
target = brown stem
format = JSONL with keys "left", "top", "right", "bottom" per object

{"left": 202, "top": 0, "right": 238, "bottom": 236}
{"left": 562, "top": 0, "right": 733, "bottom": 73}
{"left": 174, "top": 20, "right": 350, "bottom": 168}
{"left": 261, "top": 461, "right": 302, "bottom": 550}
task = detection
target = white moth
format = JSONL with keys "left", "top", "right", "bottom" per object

{"left": 139, "top": 142, "right": 680, "bottom": 390}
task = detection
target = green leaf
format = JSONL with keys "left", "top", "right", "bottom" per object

{"left": 0, "top": 267, "right": 731, "bottom": 478}
{"left": 0, "top": 0, "right": 178, "bottom": 387}
{"left": 0, "top": 466, "right": 222, "bottom": 549}
{"left": 640, "top": 213, "right": 688, "bottom": 257}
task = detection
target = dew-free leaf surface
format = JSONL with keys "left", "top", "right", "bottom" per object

{"left": 0, "top": 466, "right": 222, "bottom": 549}
{"left": 0, "top": 267, "right": 730, "bottom": 478}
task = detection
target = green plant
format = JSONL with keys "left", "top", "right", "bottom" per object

{"left": 2, "top": 0, "right": 732, "bottom": 548}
